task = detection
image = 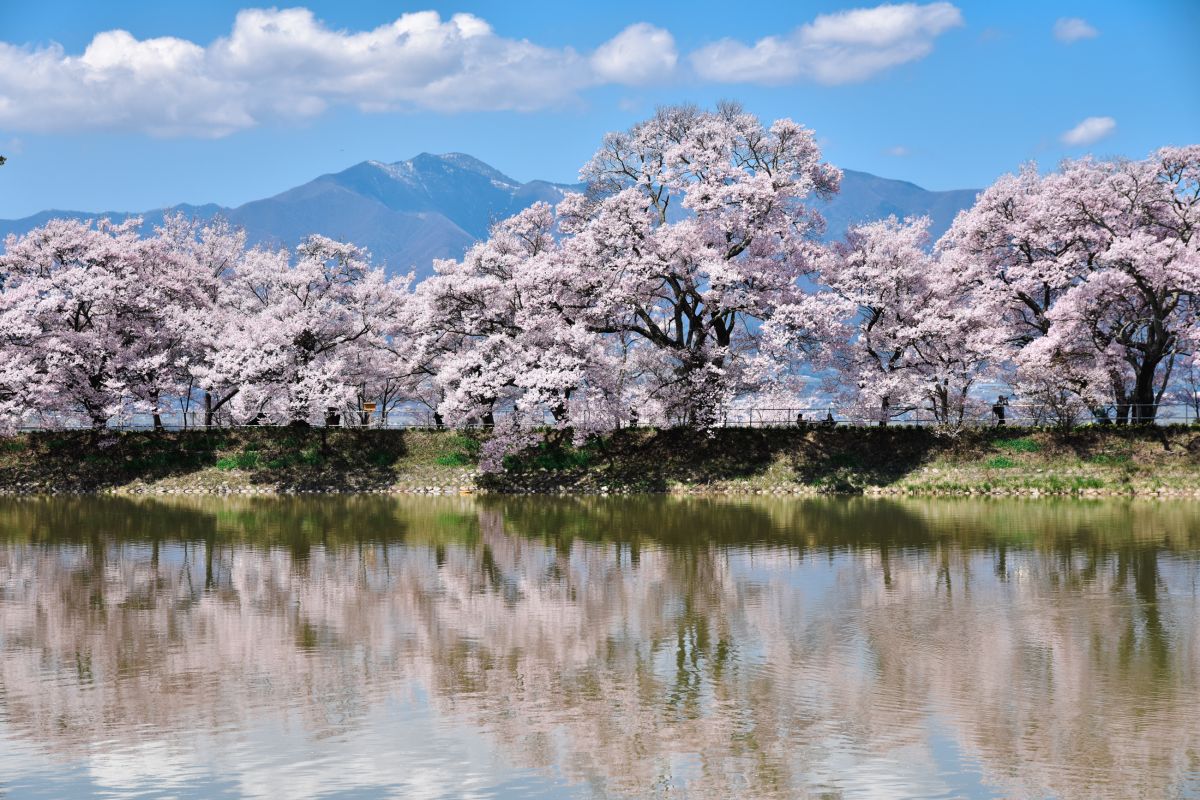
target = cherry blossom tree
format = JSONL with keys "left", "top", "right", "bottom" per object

{"left": 565, "top": 102, "right": 841, "bottom": 425}
{"left": 0, "top": 218, "right": 411, "bottom": 431}
{"left": 210, "top": 236, "right": 409, "bottom": 425}
{"left": 415, "top": 104, "right": 841, "bottom": 461}
{"left": 808, "top": 216, "right": 996, "bottom": 426}
{"left": 417, "top": 202, "right": 615, "bottom": 435}
{"left": 4, "top": 123, "right": 1195, "bottom": 440}
{"left": 0, "top": 218, "right": 152, "bottom": 430}
{"left": 153, "top": 214, "right": 249, "bottom": 428}
{"left": 941, "top": 147, "right": 1200, "bottom": 423}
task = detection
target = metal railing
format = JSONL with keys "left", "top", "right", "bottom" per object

{"left": 10, "top": 402, "right": 1197, "bottom": 432}
{"left": 709, "top": 403, "right": 1197, "bottom": 428}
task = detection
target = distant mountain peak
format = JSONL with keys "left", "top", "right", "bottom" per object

{"left": 364, "top": 159, "right": 416, "bottom": 181}
{"left": 412, "top": 152, "right": 520, "bottom": 186}
{"left": 1, "top": 153, "right": 979, "bottom": 278}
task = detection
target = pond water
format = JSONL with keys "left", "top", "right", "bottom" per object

{"left": 0, "top": 495, "right": 1198, "bottom": 799}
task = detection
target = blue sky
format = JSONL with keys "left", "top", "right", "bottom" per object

{"left": 0, "top": 1, "right": 1196, "bottom": 218}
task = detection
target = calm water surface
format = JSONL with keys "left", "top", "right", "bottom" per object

{"left": 1, "top": 495, "right": 1198, "bottom": 799}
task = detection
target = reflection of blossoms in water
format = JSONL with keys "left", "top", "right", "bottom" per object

{"left": 0, "top": 496, "right": 1198, "bottom": 799}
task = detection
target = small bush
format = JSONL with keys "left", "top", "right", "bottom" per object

{"left": 984, "top": 455, "right": 1016, "bottom": 469}
{"left": 299, "top": 447, "right": 322, "bottom": 466}
{"left": 217, "top": 450, "right": 259, "bottom": 471}
{"left": 368, "top": 451, "right": 396, "bottom": 467}
{"left": 995, "top": 437, "right": 1040, "bottom": 453}
{"left": 447, "top": 434, "right": 481, "bottom": 456}
{"left": 828, "top": 452, "right": 862, "bottom": 468}
{"left": 1088, "top": 452, "right": 1132, "bottom": 466}
{"left": 504, "top": 440, "right": 598, "bottom": 471}
{"left": 435, "top": 434, "right": 481, "bottom": 467}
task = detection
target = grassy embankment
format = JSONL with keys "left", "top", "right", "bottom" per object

{"left": 1, "top": 425, "right": 1199, "bottom": 497}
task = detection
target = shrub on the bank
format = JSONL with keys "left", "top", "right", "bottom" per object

{"left": 995, "top": 437, "right": 1040, "bottom": 453}
{"left": 503, "top": 439, "right": 600, "bottom": 472}
{"left": 368, "top": 451, "right": 396, "bottom": 467}
{"left": 217, "top": 450, "right": 259, "bottom": 471}
{"left": 1088, "top": 452, "right": 1132, "bottom": 466}
{"left": 985, "top": 455, "right": 1016, "bottom": 469}
{"left": 435, "top": 434, "right": 481, "bottom": 466}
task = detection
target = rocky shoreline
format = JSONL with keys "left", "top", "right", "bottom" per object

{"left": 4, "top": 478, "right": 1199, "bottom": 500}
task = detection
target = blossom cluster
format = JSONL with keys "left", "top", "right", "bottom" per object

{"left": 1, "top": 106, "right": 1196, "bottom": 455}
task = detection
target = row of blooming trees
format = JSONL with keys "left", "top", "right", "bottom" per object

{"left": 2, "top": 105, "right": 1197, "bottom": 448}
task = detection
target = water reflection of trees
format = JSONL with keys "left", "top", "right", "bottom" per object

{"left": 1, "top": 495, "right": 1198, "bottom": 798}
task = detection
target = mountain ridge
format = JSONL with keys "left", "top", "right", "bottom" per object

{"left": 0, "top": 154, "right": 980, "bottom": 277}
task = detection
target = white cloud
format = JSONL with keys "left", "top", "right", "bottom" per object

{"left": 591, "top": 23, "right": 676, "bottom": 84}
{"left": 690, "top": 2, "right": 963, "bottom": 85}
{"left": 886, "top": 145, "right": 910, "bottom": 157}
{"left": 1061, "top": 116, "right": 1116, "bottom": 146}
{"left": 1053, "top": 17, "right": 1098, "bottom": 44}
{"left": 0, "top": 8, "right": 671, "bottom": 137}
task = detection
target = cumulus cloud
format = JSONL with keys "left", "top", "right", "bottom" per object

{"left": 591, "top": 23, "right": 677, "bottom": 84}
{"left": 0, "top": 9, "right": 669, "bottom": 137}
{"left": 1061, "top": 116, "right": 1116, "bottom": 146}
{"left": 1053, "top": 17, "right": 1098, "bottom": 44}
{"left": 690, "top": 2, "right": 963, "bottom": 85}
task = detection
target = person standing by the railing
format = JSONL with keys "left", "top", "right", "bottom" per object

{"left": 992, "top": 395, "right": 1008, "bottom": 427}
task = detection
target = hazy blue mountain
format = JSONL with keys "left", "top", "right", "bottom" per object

{"left": 819, "top": 169, "right": 979, "bottom": 243}
{"left": 0, "top": 155, "right": 978, "bottom": 277}
{"left": 0, "top": 203, "right": 225, "bottom": 240}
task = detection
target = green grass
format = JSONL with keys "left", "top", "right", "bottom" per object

{"left": 503, "top": 439, "right": 601, "bottom": 472}
{"left": 4, "top": 426, "right": 1199, "bottom": 496}
{"left": 367, "top": 451, "right": 396, "bottom": 467}
{"left": 216, "top": 450, "right": 259, "bottom": 471}
{"left": 434, "top": 434, "right": 481, "bottom": 467}
{"left": 995, "top": 437, "right": 1040, "bottom": 453}
{"left": 1087, "top": 452, "right": 1132, "bottom": 466}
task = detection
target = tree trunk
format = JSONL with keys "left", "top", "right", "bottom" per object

{"left": 1131, "top": 357, "right": 1163, "bottom": 424}
{"left": 150, "top": 389, "right": 164, "bottom": 431}
{"left": 878, "top": 396, "right": 889, "bottom": 427}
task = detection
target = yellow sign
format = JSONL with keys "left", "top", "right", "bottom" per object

{"left": 362, "top": 403, "right": 377, "bottom": 414}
